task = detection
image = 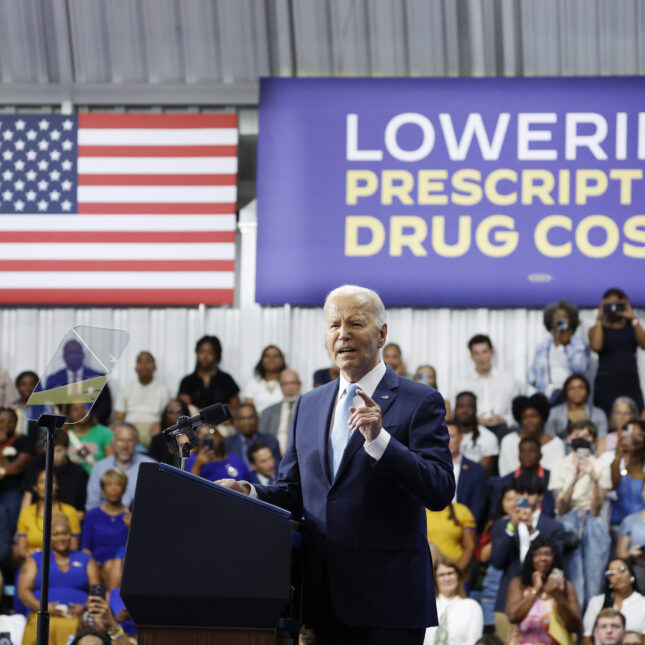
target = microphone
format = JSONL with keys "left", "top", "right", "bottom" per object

{"left": 162, "top": 403, "right": 232, "bottom": 438}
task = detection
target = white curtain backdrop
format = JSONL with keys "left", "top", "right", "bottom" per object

{"left": 0, "top": 200, "right": 643, "bottom": 408}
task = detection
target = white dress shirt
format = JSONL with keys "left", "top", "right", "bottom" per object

{"left": 424, "top": 594, "right": 483, "bottom": 645}
{"left": 460, "top": 366, "right": 521, "bottom": 427}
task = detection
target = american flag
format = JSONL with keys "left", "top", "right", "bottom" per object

{"left": 0, "top": 113, "right": 237, "bottom": 305}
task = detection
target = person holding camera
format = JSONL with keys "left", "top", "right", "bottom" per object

{"left": 506, "top": 536, "right": 581, "bottom": 645}
{"left": 590, "top": 288, "right": 645, "bottom": 419}
{"left": 70, "top": 592, "right": 131, "bottom": 644}
{"left": 527, "top": 300, "right": 590, "bottom": 406}
{"left": 548, "top": 419, "right": 612, "bottom": 608}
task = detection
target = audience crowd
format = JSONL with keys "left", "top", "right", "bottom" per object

{"left": 0, "top": 288, "right": 644, "bottom": 644}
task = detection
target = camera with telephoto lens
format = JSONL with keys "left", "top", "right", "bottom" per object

{"left": 604, "top": 302, "right": 626, "bottom": 315}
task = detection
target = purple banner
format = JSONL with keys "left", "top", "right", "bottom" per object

{"left": 256, "top": 78, "right": 645, "bottom": 306}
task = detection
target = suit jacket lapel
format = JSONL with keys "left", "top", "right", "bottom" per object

{"left": 332, "top": 366, "right": 400, "bottom": 487}
{"left": 318, "top": 381, "right": 340, "bottom": 485}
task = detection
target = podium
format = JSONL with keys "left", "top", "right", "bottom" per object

{"left": 121, "top": 464, "right": 302, "bottom": 645}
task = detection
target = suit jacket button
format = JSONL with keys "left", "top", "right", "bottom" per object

{"left": 328, "top": 492, "right": 336, "bottom": 500}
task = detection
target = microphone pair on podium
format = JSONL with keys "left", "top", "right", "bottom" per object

{"left": 162, "top": 403, "right": 232, "bottom": 462}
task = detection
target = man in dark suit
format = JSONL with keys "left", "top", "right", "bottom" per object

{"left": 258, "top": 368, "right": 301, "bottom": 455}
{"left": 225, "top": 402, "right": 281, "bottom": 469}
{"left": 219, "top": 285, "right": 454, "bottom": 644}
{"left": 448, "top": 422, "right": 488, "bottom": 527}
{"left": 489, "top": 471, "right": 565, "bottom": 642}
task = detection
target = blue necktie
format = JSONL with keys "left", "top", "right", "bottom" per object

{"left": 329, "top": 383, "right": 359, "bottom": 477}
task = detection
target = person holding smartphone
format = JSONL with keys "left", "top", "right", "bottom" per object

{"left": 590, "top": 288, "right": 645, "bottom": 419}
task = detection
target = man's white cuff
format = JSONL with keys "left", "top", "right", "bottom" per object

{"left": 363, "top": 428, "right": 390, "bottom": 460}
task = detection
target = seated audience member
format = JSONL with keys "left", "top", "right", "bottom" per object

{"left": 21, "top": 429, "right": 88, "bottom": 515}
{"left": 598, "top": 397, "right": 640, "bottom": 459}
{"left": 112, "top": 351, "right": 170, "bottom": 449}
{"left": 312, "top": 366, "right": 340, "bottom": 388}
{"left": 225, "top": 403, "right": 281, "bottom": 469}
{"left": 414, "top": 364, "right": 452, "bottom": 419}
{"left": 610, "top": 419, "right": 645, "bottom": 528}
{"left": 383, "top": 342, "right": 410, "bottom": 377}
{"left": 478, "top": 482, "right": 517, "bottom": 629}
{"left": 15, "top": 470, "right": 81, "bottom": 560}
{"left": 549, "top": 419, "right": 612, "bottom": 607}
{"left": 461, "top": 334, "right": 520, "bottom": 439}
{"left": 489, "top": 473, "right": 566, "bottom": 642}
{"left": 491, "top": 436, "right": 555, "bottom": 517}
{"left": 499, "top": 394, "right": 565, "bottom": 476}
{"left": 258, "top": 368, "right": 301, "bottom": 455}
{"left": 0, "top": 406, "right": 35, "bottom": 559}
{"left": 247, "top": 442, "right": 277, "bottom": 485}
{"left": 85, "top": 423, "right": 155, "bottom": 511}
{"left": 64, "top": 402, "right": 113, "bottom": 474}
{"left": 593, "top": 608, "right": 626, "bottom": 645}
{"left": 453, "top": 391, "right": 499, "bottom": 475}
{"left": 423, "top": 555, "right": 484, "bottom": 645}
{"left": 188, "top": 425, "right": 254, "bottom": 483}
{"left": 546, "top": 373, "right": 608, "bottom": 442}
{"left": 617, "top": 481, "right": 645, "bottom": 592}
{"left": 590, "top": 288, "right": 645, "bottom": 419}
{"left": 242, "top": 345, "right": 287, "bottom": 414}
{"left": 527, "top": 299, "right": 590, "bottom": 405}
{"left": 18, "top": 512, "right": 100, "bottom": 645}
{"left": 71, "top": 590, "right": 132, "bottom": 644}
{"left": 506, "top": 537, "right": 581, "bottom": 644}
{"left": 82, "top": 469, "right": 130, "bottom": 583}
{"left": 147, "top": 398, "right": 189, "bottom": 466}
{"left": 426, "top": 502, "right": 477, "bottom": 574}
{"left": 0, "top": 367, "right": 18, "bottom": 407}
{"left": 583, "top": 558, "right": 645, "bottom": 643}
{"left": 447, "top": 422, "right": 488, "bottom": 527}
{"left": 12, "top": 370, "right": 41, "bottom": 438}
{"left": 178, "top": 335, "right": 240, "bottom": 411}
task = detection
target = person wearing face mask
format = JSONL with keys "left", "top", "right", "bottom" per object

{"left": 583, "top": 558, "right": 645, "bottom": 644}
{"left": 549, "top": 419, "right": 612, "bottom": 608}
{"left": 590, "top": 288, "right": 645, "bottom": 419}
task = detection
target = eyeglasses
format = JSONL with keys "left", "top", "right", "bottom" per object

{"left": 605, "top": 566, "right": 629, "bottom": 577}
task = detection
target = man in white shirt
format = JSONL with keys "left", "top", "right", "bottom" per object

{"left": 460, "top": 334, "right": 521, "bottom": 440}
{"left": 258, "top": 369, "right": 301, "bottom": 455}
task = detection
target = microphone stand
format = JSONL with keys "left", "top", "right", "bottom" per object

{"left": 36, "top": 413, "right": 67, "bottom": 645}
{"left": 163, "top": 415, "right": 198, "bottom": 471}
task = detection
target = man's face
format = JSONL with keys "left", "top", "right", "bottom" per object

{"left": 234, "top": 407, "right": 259, "bottom": 439}
{"left": 447, "top": 425, "right": 462, "bottom": 459}
{"left": 470, "top": 342, "right": 493, "bottom": 372}
{"left": 135, "top": 352, "right": 155, "bottom": 381}
{"left": 279, "top": 369, "right": 301, "bottom": 399}
{"left": 325, "top": 294, "right": 386, "bottom": 382}
{"left": 594, "top": 617, "right": 625, "bottom": 645}
{"left": 454, "top": 395, "right": 476, "bottom": 425}
{"left": 251, "top": 447, "right": 276, "bottom": 478}
{"left": 63, "top": 340, "right": 85, "bottom": 371}
{"left": 519, "top": 441, "right": 541, "bottom": 470}
{"left": 113, "top": 427, "right": 137, "bottom": 462}
{"left": 568, "top": 426, "right": 594, "bottom": 447}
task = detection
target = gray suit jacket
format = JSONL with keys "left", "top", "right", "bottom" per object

{"left": 258, "top": 401, "right": 282, "bottom": 438}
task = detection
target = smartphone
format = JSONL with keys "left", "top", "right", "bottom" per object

{"left": 90, "top": 583, "right": 107, "bottom": 599}
{"left": 604, "top": 302, "right": 625, "bottom": 315}
{"left": 203, "top": 438, "right": 214, "bottom": 450}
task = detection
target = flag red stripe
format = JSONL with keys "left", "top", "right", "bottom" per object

{"left": 78, "top": 145, "right": 237, "bottom": 157}
{"left": 77, "top": 174, "right": 237, "bottom": 186}
{"left": 77, "top": 203, "right": 236, "bottom": 214}
{"left": 0, "top": 289, "right": 234, "bottom": 305}
{"left": 0, "top": 260, "right": 235, "bottom": 271}
{"left": 78, "top": 114, "right": 238, "bottom": 129}
{"left": 0, "top": 232, "right": 235, "bottom": 243}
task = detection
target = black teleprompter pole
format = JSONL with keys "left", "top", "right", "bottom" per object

{"left": 35, "top": 413, "right": 66, "bottom": 645}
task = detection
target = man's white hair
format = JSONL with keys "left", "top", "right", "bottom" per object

{"left": 324, "top": 285, "right": 387, "bottom": 327}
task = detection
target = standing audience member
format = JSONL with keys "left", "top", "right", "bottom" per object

{"left": 527, "top": 299, "right": 590, "bottom": 405}
{"left": 0, "top": 367, "right": 18, "bottom": 407}
{"left": 426, "top": 502, "right": 477, "bottom": 575}
{"left": 610, "top": 419, "right": 645, "bottom": 528}
{"left": 461, "top": 334, "right": 520, "bottom": 439}
{"left": 383, "top": 342, "right": 410, "bottom": 377}
{"left": 506, "top": 537, "right": 581, "bottom": 644}
{"left": 593, "top": 609, "right": 626, "bottom": 645}
{"left": 453, "top": 391, "right": 499, "bottom": 475}
{"left": 447, "top": 422, "right": 489, "bottom": 527}
{"left": 147, "top": 398, "right": 189, "bottom": 466}
{"left": 258, "top": 368, "right": 302, "bottom": 455}
{"left": 546, "top": 373, "right": 608, "bottom": 442}
{"left": 243, "top": 345, "right": 287, "bottom": 414}
{"left": 414, "top": 364, "right": 452, "bottom": 419}
{"left": 188, "top": 425, "right": 254, "bottom": 483}
{"left": 85, "top": 423, "right": 155, "bottom": 511}
{"left": 499, "top": 394, "right": 566, "bottom": 476}
{"left": 112, "top": 351, "right": 170, "bottom": 448}
{"left": 617, "top": 483, "right": 645, "bottom": 591}
{"left": 225, "top": 403, "right": 281, "bottom": 470}
{"left": 598, "top": 397, "right": 640, "bottom": 459}
{"left": 590, "top": 288, "right": 645, "bottom": 418}
{"left": 423, "top": 555, "right": 484, "bottom": 645}
{"left": 549, "top": 419, "right": 612, "bottom": 607}
{"left": 178, "top": 335, "right": 240, "bottom": 411}
{"left": 64, "top": 402, "right": 113, "bottom": 474}
{"left": 20, "top": 429, "right": 88, "bottom": 515}
{"left": 247, "top": 442, "right": 277, "bottom": 485}
{"left": 583, "top": 559, "right": 645, "bottom": 643}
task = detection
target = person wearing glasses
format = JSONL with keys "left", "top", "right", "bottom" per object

{"left": 583, "top": 558, "right": 645, "bottom": 644}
